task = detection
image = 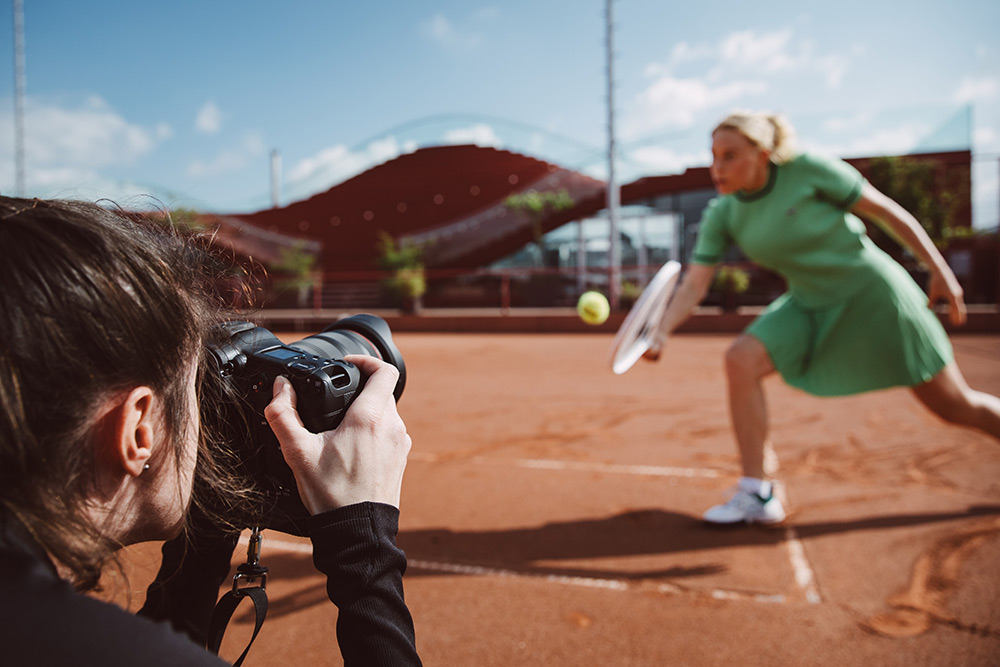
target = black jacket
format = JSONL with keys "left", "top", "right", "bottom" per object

{"left": 0, "top": 503, "right": 420, "bottom": 666}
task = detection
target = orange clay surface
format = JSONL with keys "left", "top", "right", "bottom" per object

{"left": 106, "top": 333, "right": 1000, "bottom": 666}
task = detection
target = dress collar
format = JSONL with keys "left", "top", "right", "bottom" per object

{"left": 735, "top": 162, "right": 777, "bottom": 202}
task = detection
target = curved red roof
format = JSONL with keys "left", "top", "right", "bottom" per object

{"left": 216, "top": 144, "right": 970, "bottom": 276}
{"left": 229, "top": 144, "right": 603, "bottom": 273}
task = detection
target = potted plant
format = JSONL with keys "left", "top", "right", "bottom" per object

{"left": 713, "top": 265, "right": 751, "bottom": 312}
{"left": 377, "top": 232, "right": 427, "bottom": 314}
{"left": 619, "top": 280, "right": 642, "bottom": 310}
{"left": 273, "top": 242, "right": 318, "bottom": 308}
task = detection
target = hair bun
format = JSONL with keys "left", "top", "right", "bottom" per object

{"left": 714, "top": 111, "right": 798, "bottom": 164}
{"left": 767, "top": 114, "right": 797, "bottom": 164}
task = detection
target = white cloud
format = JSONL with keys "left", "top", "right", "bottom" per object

{"left": 665, "top": 41, "right": 715, "bottom": 69}
{"left": 816, "top": 54, "right": 849, "bottom": 89}
{"left": 29, "top": 96, "right": 162, "bottom": 166}
{"left": 628, "top": 145, "right": 710, "bottom": 175}
{"left": 287, "top": 135, "right": 417, "bottom": 194}
{"left": 421, "top": 14, "right": 454, "bottom": 44}
{"left": 712, "top": 31, "right": 853, "bottom": 84}
{"left": 368, "top": 135, "right": 412, "bottom": 164}
{"left": 31, "top": 179, "right": 177, "bottom": 208}
{"left": 954, "top": 76, "right": 998, "bottom": 104}
{"left": 624, "top": 28, "right": 856, "bottom": 139}
{"left": 474, "top": 7, "right": 500, "bottom": 21}
{"left": 443, "top": 123, "right": 502, "bottom": 147}
{"left": 187, "top": 131, "right": 265, "bottom": 177}
{"left": 288, "top": 144, "right": 352, "bottom": 183}
{"left": 419, "top": 10, "right": 494, "bottom": 51}
{"left": 974, "top": 126, "right": 998, "bottom": 151}
{"left": 286, "top": 125, "right": 508, "bottom": 201}
{"left": 526, "top": 132, "right": 547, "bottom": 156}
{"left": 625, "top": 75, "right": 766, "bottom": 137}
{"left": 717, "top": 29, "right": 798, "bottom": 74}
{"left": 0, "top": 95, "right": 168, "bottom": 194}
{"left": 195, "top": 101, "right": 224, "bottom": 134}
{"left": 802, "top": 122, "right": 932, "bottom": 158}
{"left": 822, "top": 110, "right": 875, "bottom": 133}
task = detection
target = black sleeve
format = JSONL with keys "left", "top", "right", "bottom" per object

{"left": 309, "top": 502, "right": 422, "bottom": 667}
{"left": 137, "top": 524, "right": 240, "bottom": 647}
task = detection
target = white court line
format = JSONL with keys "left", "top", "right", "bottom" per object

{"left": 409, "top": 559, "right": 787, "bottom": 605}
{"left": 411, "top": 453, "right": 723, "bottom": 479}
{"left": 407, "top": 558, "right": 629, "bottom": 591}
{"left": 707, "top": 589, "right": 786, "bottom": 605}
{"left": 774, "top": 482, "right": 822, "bottom": 604}
{"left": 508, "top": 457, "right": 723, "bottom": 478}
{"left": 412, "top": 451, "right": 823, "bottom": 605}
{"left": 237, "top": 534, "right": 624, "bottom": 591}
{"left": 253, "top": 456, "right": 822, "bottom": 605}
{"left": 243, "top": 535, "right": 786, "bottom": 603}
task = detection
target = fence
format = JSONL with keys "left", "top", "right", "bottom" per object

{"left": 266, "top": 232, "right": 999, "bottom": 314}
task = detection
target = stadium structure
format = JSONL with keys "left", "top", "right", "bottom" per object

{"left": 199, "top": 143, "right": 994, "bottom": 325}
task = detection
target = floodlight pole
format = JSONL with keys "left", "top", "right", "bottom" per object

{"left": 13, "top": 0, "right": 26, "bottom": 195}
{"left": 605, "top": 0, "right": 621, "bottom": 310}
{"left": 270, "top": 149, "right": 281, "bottom": 208}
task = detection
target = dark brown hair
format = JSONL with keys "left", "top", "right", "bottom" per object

{"left": 0, "top": 196, "right": 245, "bottom": 591}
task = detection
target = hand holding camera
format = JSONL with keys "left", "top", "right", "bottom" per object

{"left": 265, "top": 355, "right": 411, "bottom": 513}
{"left": 208, "top": 314, "right": 408, "bottom": 535}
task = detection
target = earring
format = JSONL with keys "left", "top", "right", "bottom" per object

{"left": 143, "top": 463, "right": 150, "bottom": 472}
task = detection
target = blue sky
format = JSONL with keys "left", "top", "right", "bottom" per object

{"left": 1, "top": 1, "right": 997, "bottom": 226}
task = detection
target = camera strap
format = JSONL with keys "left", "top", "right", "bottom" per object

{"left": 206, "top": 527, "right": 269, "bottom": 667}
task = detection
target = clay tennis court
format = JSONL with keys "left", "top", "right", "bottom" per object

{"left": 112, "top": 331, "right": 1000, "bottom": 665}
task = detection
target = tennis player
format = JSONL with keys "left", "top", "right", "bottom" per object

{"left": 645, "top": 111, "right": 1000, "bottom": 524}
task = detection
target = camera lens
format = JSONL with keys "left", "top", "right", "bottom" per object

{"left": 286, "top": 314, "right": 406, "bottom": 401}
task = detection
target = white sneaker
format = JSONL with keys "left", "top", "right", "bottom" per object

{"left": 703, "top": 488, "right": 786, "bottom": 525}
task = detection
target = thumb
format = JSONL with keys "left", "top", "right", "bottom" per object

{"left": 264, "top": 376, "right": 307, "bottom": 443}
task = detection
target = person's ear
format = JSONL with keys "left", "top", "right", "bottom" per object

{"left": 110, "top": 386, "right": 158, "bottom": 477}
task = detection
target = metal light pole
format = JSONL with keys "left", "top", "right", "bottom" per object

{"left": 13, "top": 0, "right": 27, "bottom": 195}
{"left": 605, "top": 0, "right": 621, "bottom": 310}
{"left": 270, "top": 149, "right": 281, "bottom": 208}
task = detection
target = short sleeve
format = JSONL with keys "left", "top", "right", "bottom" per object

{"left": 690, "top": 197, "right": 731, "bottom": 265}
{"left": 799, "top": 153, "right": 864, "bottom": 209}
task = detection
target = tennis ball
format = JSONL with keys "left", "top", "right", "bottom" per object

{"left": 577, "top": 291, "right": 610, "bottom": 325}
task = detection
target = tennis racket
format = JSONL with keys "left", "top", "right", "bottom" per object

{"left": 609, "top": 260, "right": 682, "bottom": 375}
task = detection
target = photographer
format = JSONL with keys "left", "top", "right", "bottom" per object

{"left": 0, "top": 196, "right": 421, "bottom": 666}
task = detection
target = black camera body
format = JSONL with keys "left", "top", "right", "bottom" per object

{"left": 208, "top": 314, "right": 405, "bottom": 536}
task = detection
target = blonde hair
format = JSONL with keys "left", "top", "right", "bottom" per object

{"left": 713, "top": 111, "right": 798, "bottom": 165}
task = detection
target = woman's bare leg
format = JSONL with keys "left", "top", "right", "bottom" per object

{"left": 703, "top": 334, "right": 785, "bottom": 524}
{"left": 725, "top": 334, "right": 778, "bottom": 478}
{"left": 912, "top": 363, "right": 1000, "bottom": 439}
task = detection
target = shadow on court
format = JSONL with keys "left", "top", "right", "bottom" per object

{"left": 116, "top": 333, "right": 1000, "bottom": 665}
{"left": 400, "top": 504, "right": 1000, "bottom": 577}
{"left": 243, "top": 503, "right": 1000, "bottom": 622}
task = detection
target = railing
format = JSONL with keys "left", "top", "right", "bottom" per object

{"left": 265, "top": 237, "right": 1000, "bottom": 314}
{"left": 266, "top": 263, "right": 786, "bottom": 313}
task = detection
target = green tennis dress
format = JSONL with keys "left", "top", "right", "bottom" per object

{"left": 691, "top": 153, "right": 953, "bottom": 397}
